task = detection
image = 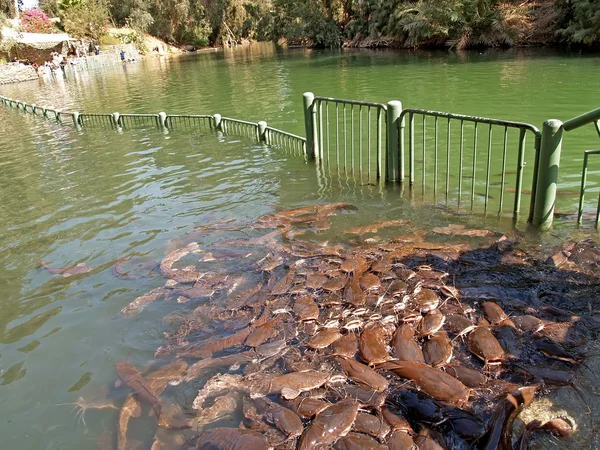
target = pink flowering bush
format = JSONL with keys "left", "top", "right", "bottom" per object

{"left": 20, "top": 9, "right": 57, "bottom": 34}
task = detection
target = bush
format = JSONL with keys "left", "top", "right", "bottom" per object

{"left": 20, "top": 8, "right": 58, "bottom": 33}
{"left": 99, "top": 34, "right": 120, "bottom": 46}
{"left": 59, "top": 1, "right": 109, "bottom": 39}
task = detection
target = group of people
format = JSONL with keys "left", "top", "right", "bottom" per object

{"left": 6, "top": 39, "right": 137, "bottom": 83}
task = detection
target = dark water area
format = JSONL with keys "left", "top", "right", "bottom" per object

{"left": 0, "top": 44, "right": 599, "bottom": 449}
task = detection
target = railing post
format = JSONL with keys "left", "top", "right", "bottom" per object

{"left": 257, "top": 121, "right": 267, "bottom": 142}
{"left": 386, "top": 101, "right": 402, "bottom": 182}
{"left": 532, "top": 119, "right": 563, "bottom": 230}
{"left": 303, "top": 92, "right": 318, "bottom": 158}
{"left": 158, "top": 112, "right": 167, "bottom": 129}
{"left": 72, "top": 111, "right": 81, "bottom": 127}
{"left": 214, "top": 114, "right": 222, "bottom": 131}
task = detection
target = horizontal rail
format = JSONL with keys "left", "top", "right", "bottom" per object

{"left": 264, "top": 126, "right": 305, "bottom": 142}
{"left": 401, "top": 108, "right": 542, "bottom": 136}
{"left": 564, "top": 107, "right": 600, "bottom": 132}
{"left": 314, "top": 96, "right": 388, "bottom": 110}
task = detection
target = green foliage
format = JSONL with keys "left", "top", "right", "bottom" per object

{"left": 60, "top": 0, "right": 109, "bottom": 39}
{"left": 373, "top": 0, "right": 516, "bottom": 49}
{"left": 558, "top": 0, "right": 600, "bottom": 46}
{"left": 39, "top": 0, "right": 60, "bottom": 17}
{"left": 109, "top": 29, "right": 148, "bottom": 52}
{"left": 58, "top": 0, "right": 85, "bottom": 11}
{"left": 99, "top": 33, "right": 120, "bottom": 45}
{"left": 21, "top": 0, "right": 598, "bottom": 50}
{"left": 272, "top": 0, "right": 341, "bottom": 47}
{"left": 0, "top": 0, "right": 16, "bottom": 18}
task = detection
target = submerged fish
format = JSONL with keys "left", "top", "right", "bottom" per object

{"left": 39, "top": 260, "right": 91, "bottom": 277}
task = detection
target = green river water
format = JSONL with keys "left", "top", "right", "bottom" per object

{"left": 1, "top": 44, "right": 600, "bottom": 449}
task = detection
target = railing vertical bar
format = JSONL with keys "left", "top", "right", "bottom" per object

{"left": 422, "top": 115, "right": 426, "bottom": 193}
{"left": 446, "top": 118, "right": 451, "bottom": 202}
{"left": 359, "top": 106, "right": 363, "bottom": 177}
{"left": 368, "top": 107, "right": 372, "bottom": 182}
{"left": 513, "top": 129, "right": 527, "bottom": 216}
{"left": 499, "top": 126, "right": 508, "bottom": 214}
{"left": 434, "top": 117, "right": 439, "bottom": 194}
{"left": 343, "top": 104, "right": 347, "bottom": 173}
{"left": 578, "top": 152, "right": 589, "bottom": 225}
{"left": 336, "top": 103, "right": 340, "bottom": 171}
{"left": 326, "top": 101, "right": 330, "bottom": 167}
{"left": 471, "top": 123, "right": 479, "bottom": 210}
{"left": 377, "top": 107, "right": 383, "bottom": 180}
{"left": 409, "top": 112, "right": 415, "bottom": 186}
{"left": 318, "top": 100, "right": 324, "bottom": 155}
{"left": 351, "top": 105, "right": 355, "bottom": 174}
{"left": 484, "top": 124, "right": 493, "bottom": 212}
{"left": 458, "top": 120, "right": 465, "bottom": 210}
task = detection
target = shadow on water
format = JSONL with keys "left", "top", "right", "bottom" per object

{"left": 391, "top": 234, "right": 600, "bottom": 449}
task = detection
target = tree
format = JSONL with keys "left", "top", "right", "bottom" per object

{"left": 558, "top": 0, "right": 600, "bottom": 45}
{"left": 59, "top": 0, "right": 109, "bottom": 39}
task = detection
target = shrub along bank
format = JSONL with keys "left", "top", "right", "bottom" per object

{"left": 1, "top": 0, "right": 600, "bottom": 50}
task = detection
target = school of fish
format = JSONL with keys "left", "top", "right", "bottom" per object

{"left": 75, "top": 202, "right": 596, "bottom": 449}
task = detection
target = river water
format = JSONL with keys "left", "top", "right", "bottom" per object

{"left": 0, "top": 44, "right": 599, "bottom": 449}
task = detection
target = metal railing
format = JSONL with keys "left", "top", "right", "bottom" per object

{"left": 264, "top": 126, "right": 307, "bottom": 157}
{"left": 398, "top": 109, "right": 541, "bottom": 220}
{"left": 0, "top": 94, "right": 307, "bottom": 157}
{"left": 4, "top": 91, "right": 600, "bottom": 229}
{"left": 577, "top": 149, "right": 600, "bottom": 228}
{"left": 562, "top": 108, "right": 600, "bottom": 228}
{"left": 165, "top": 114, "right": 214, "bottom": 131}
{"left": 309, "top": 95, "right": 387, "bottom": 183}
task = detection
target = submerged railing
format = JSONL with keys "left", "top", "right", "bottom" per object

{"left": 0, "top": 95, "right": 307, "bottom": 157}
{"left": 310, "top": 95, "right": 387, "bottom": 183}
{"left": 302, "top": 93, "right": 600, "bottom": 229}
{"left": 397, "top": 109, "right": 541, "bottom": 221}
{"left": 3, "top": 90, "right": 600, "bottom": 229}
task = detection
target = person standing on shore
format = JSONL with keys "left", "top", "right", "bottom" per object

{"left": 120, "top": 49, "right": 126, "bottom": 62}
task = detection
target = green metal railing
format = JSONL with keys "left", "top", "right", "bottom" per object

{"left": 305, "top": 94, "right": 387, "bottom": 183}
{"left": 528, "top": 107, "right": 600, "bottom": 229}
{"left": 577, "top": 150, "right": 600, "bottom": 228}
{"left": 264, "top": 126, "right": 307, "bottom": 157}
{"left": 3, "top": 90, "right": 600, "bottom": 229}
{"left": 398, "top": 109, "right": 541, "bottom": 220}
{"left": 165, "top": 115, "right": 214, "bottom": 131}
{"left": 0, "top": 95, "right": 306, "bottom": 156}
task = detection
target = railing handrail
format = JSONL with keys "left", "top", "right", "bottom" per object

{"left": 313, "top": 96, "right": 388, "bottom": 110}
{"left": 563, "top": 107, "right": 600, "bottom": 132}
{"left": 0, "top": 94, "right": 306, "bottom": 155}
{"left": 400, "top": 108, "right": 542, "bottom": 137}
{"left": 264, "top": 126, "right": 306, "bottom": 141}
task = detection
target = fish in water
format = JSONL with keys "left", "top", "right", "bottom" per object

{"left": 39, "top": 260, "right": 91, "bottom": 277}
{"left": 114, "top": 361, "right": 161, "bottom": 416}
